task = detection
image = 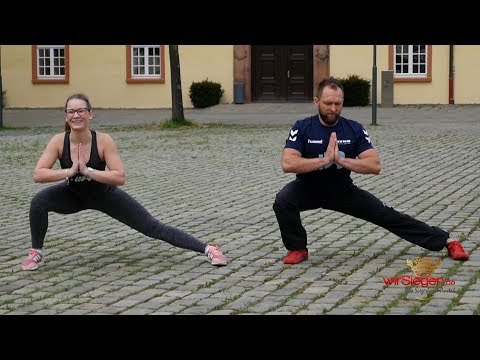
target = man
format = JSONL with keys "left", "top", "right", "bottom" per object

{"left": 273, "top": 76, "right": 469, "bottom": 265}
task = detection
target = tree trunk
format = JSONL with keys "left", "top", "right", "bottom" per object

{"left": 169, "top": 45, "right": 185, "bottom": 120}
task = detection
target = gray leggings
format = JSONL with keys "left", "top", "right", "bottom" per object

{"left": 29, "top": 182, "right": 207, "bottom": 253}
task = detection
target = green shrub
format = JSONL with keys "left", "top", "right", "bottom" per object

{"left": 189, "top": 79, "right": 224, "bottom": 108}
{"left": 339, "top": 75, "right": 370, "bottom": 106}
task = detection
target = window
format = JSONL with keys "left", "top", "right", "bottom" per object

{"left": 126, "top": 45, "right": 165, "bottom": 83}
{"left": 388, "top": 45, "right": 432, "bottom": 82}
{"left": 32, "top": 45, "right": 69, "bottom": 83}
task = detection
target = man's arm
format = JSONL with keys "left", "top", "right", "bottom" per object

{"left": 335, "top": 148, "right": 381, "bottom": 175}
{"left": 282, "top": 132, "right": 337, "bottom": 174}
{"left": 282, "top": 148, "right": 331, "bottom": 173}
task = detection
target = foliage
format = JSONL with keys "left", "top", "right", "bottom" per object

{"left": 339, "top": 75, "right": 370, "bottom": 106}
{"left": 161, "top": 118, "right": 197, "bottom": 129}
{"left": 189, "top": 79, "right": 224, "bottom": 108}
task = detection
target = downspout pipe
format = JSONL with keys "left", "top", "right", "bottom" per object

{"left": 0, "top": 45, "right": 3, "bottom": 128}
{"left": 449, "top": 45, "right": 454, "bottom": 104}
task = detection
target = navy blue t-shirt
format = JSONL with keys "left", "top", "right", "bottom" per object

{"left": 284, "top": 115, "right": 374, "bottom": 192}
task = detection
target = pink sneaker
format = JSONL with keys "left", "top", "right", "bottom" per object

{"left": 21, "top": 249, "right": 43, "bottom": 271}
{"left": 206, "top": 245, "right": 227, "bottom": 266}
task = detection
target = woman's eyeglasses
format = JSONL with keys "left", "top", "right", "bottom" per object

{"left": 65, "top": 108, "right": 89, "bottom": 117}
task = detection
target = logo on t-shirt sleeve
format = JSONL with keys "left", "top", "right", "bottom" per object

{"left": 363, "top": 129, "right": 371, "bottom": 143}
{"left": 289, "top": 129, "right": 298, "bottom": 142}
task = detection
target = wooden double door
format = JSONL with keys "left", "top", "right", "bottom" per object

{"left": 251, "top": 45, "right": 313, "bottom": 102}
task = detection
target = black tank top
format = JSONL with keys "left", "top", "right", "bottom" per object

{"left": 60, "top": 130, "right": 111, "bottom": 191}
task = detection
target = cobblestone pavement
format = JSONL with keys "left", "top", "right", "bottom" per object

{"left": 0, "top": 104, "right": 479, "bottom": 315}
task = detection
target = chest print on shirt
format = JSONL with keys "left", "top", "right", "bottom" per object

{"left": 318, "top": 151, "right": 346, "bottom": 170}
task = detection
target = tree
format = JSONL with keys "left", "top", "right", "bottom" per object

{"left": 169, "top": 45, "right": 185, "bottom": 121}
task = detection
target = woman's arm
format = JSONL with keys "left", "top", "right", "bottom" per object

{"left": 81, "top": 133, "right": 125, "bottom": 186}
{"left": 33, "top": 134, "right": 72, "bottom": 183}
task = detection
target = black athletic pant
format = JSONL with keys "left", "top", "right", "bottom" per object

{"left": 273, "top": 179, "right": 449, "bottom": 252}
{"left": 29, "top": 182, "right": 207, "bottom": 253}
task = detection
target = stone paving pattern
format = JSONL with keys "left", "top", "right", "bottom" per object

{"left": 0, "top": 103, "right": 479, "bottom": 315}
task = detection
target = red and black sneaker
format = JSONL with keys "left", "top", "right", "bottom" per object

{"left": 283, "top": 249, "right": 308, "bottom": 264}
{"left": 447, "top": 241, "right": 469, "bottom": 261}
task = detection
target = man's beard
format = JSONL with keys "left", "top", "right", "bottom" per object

{"left": 319, "top": 111, "right": 339, "bottom": 126}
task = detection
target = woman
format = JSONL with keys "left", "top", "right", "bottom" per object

{"left": 21, "top": 93, "right": 227, "bottom": 270}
